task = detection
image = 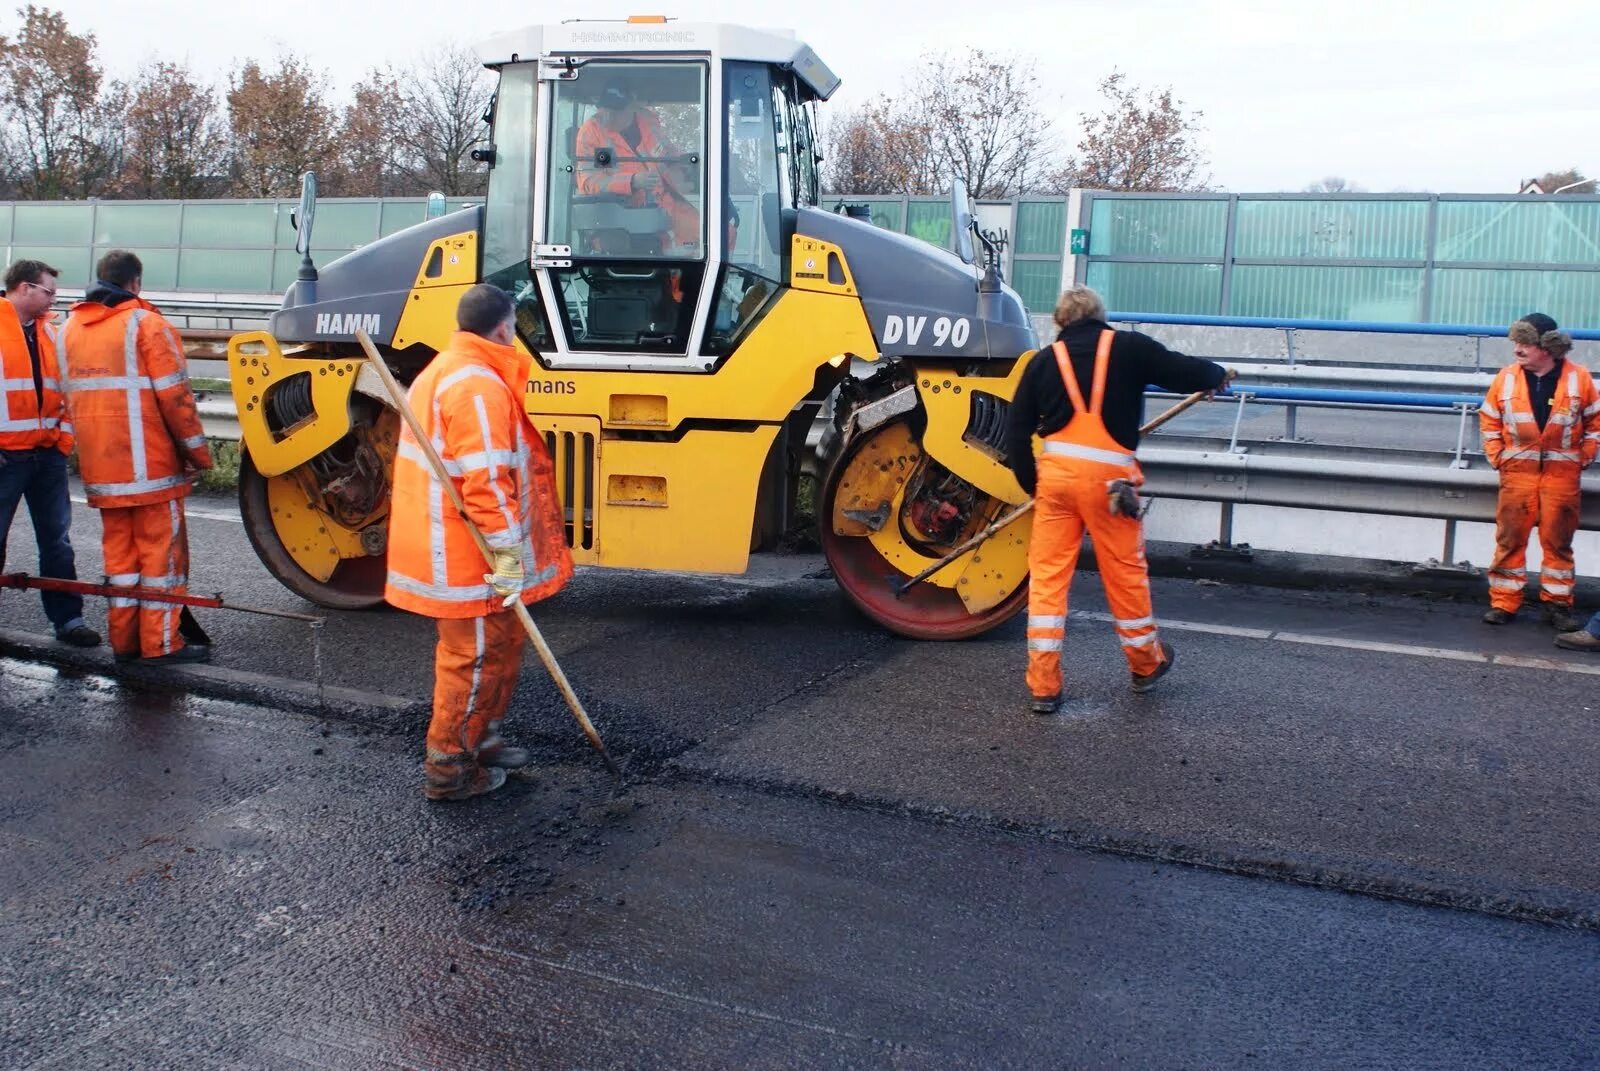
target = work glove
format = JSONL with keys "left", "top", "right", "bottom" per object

{"left": 484, "top": 547, "right": 525, "bottom": 607}
{"left": 1106, "top": 478, "right": 1145, "bottom": 519}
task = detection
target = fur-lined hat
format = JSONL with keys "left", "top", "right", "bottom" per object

{"left": 1509, "top": 312, "right": 1573, "bottom": 356}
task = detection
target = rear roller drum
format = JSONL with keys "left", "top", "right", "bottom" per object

{"left": 237, "top": 412, "right": 398, "bottom": 610}
{"left": 819, "top": 418, "right": 1029, "bottom": 640}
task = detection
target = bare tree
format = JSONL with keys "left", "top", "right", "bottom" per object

{"left": 1050, "top": 72, "right": 1208, "bottom": 193}
{"left": 819, "top": 97, "right": 936, "bottom": 195}
{"left": 121, "top": 60, "right": 227, "bottom": 198}
{"left": 225, "top": 54, "right": 335, "bottom": 198}
{"left": 1304, "top": 176, "right": 1365, "bottom": 194}
{"left": 907, "top": 49, "right": 1054, "bottom": 198}
{"left": 0, "top": 4, "right": 123, "bottom": 198}
{"left": 330, "top": 68, "right": 407, "bottom": 196}
{"left": 393, "top": 46, "right": 493, "bottom": 197}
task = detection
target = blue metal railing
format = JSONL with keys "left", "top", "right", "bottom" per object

{"left": 1110, "top": 312, "right": 1600, "bottom": 341}
{"left": 1218, "top": 385, "right": 1481, "bottom": 408}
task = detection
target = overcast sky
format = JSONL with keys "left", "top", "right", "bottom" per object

{"left": 29, "top": 0, "right": 1600, "bottom": 193}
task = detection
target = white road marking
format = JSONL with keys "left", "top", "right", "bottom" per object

{"left": 71, "top": 495, "right": 240, "bottom": 524}
{"left": 1071, "top": 611, "right": 1600, "bottom": 677}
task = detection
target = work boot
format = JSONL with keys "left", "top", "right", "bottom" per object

{"left": 54, "top": 621, "right": 101, "bottom": 648}
{"left": 478, "top": 739, "right": 532, "bottom": 769}
{"left": 145, "top": 645, "right": 211, "bottom": 665}
{"left": 1555, "top": 629, "right": 1600, "bottom": 653}
{"left": 1540, "top": 604, "right": 1585, "bottom": 633}
{"left": 1029, "top": 694, "right": 1061, "bottom": 716}
{"left": 1131, "top": 642, "right": 1176, "bottom": 694}
{"left": 1482, "top": 608, "right": 1515, "bottom": 625}
{"left": 424, "top": 758, "right": 507, "bottom": 802}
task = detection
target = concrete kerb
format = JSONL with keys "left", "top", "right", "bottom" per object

{"left": 0, "top": 626, "right": 426, "bottom": 724}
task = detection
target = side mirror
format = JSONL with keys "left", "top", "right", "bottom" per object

{"left": 950, "top": 177, "right": 975, "bottom": 265}
{"left": 293, "top": 172, "right": 318, "bottom": 257}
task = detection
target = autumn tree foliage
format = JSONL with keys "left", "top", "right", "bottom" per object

{"left": 225, "top": 55, "right": 335, "bottom": 198}
{"left": 391, "top": 45, "right": 494, "bottom": 197}
{"left": 1051, "top": 72, "right": 1209, "bottom": 193}
{"left": 0, "top": 4, "right": 123, "bottom": 198}
{"left": 121, "top": 61, "right": 227, "bottom": 198}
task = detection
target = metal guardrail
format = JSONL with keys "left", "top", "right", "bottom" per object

{"left": 1111, "top": 313, "right": 1600, "bottom": 341}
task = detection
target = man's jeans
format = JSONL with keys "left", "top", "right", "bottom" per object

{"left": 0, "top": 447, "right": 84, "bottom": 630}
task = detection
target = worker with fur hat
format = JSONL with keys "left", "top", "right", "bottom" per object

{"left": 1480, "top": 313, "right": 1598, "bottom": 630}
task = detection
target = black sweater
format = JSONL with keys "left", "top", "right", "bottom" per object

{"left": 1004, "top": 320, "right": 1227, "bottom": 495}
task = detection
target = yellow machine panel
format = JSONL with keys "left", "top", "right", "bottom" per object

{"left": 227, "top": 331, "right": 359, "bottom": 478}
{"left": 596, "top": 427, "right": 779, "bottom": 573}
{"left": 266, "top": 470, "right": 369, "bottom": 581}
{"left": 914, "top": 359, "right": 1033, "bottom": 506}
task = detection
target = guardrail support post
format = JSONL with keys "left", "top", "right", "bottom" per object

{"left": 1192, "top": 502, "right": 1254, "bottom": 562}
{"left": 1227, "top": 393, "right": 1251, "bottom": 454}
{"left": 1452, "top": 403, "right": 1473, "bottom": 468}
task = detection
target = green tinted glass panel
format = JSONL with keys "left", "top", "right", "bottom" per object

{"left": 380, "top": 201, "right": 428, "bottom": 235}
{"left": 14, "top": 204, "right": 94, "bottom": 245}
{"left": 1229, "top": 265, "right": 1424, "bottom": 321}
{"left": 1010, "top": 259, "right": 1062, "bottom": 313}
{"left": 178, "top": 248, "right": 274, "bottom": 291}
{"left": 838, "top": 199, "right": 902, "bottom": 231}
{"left": 1436, "top": 200, "right": 1600, "bottom": 265}
{"left": 182, "top": 203, "right": 277, "bottom": 247}
{"left": 272, "top": 249, "right": 301, "bottom": 291}
{"left": 308, "top": 201, "right": 382, "bottom": 251}
{"left": 93, "top": 246, "right": 177, "bottom": 290}
{"left": 905, "top": 200, "right": 951, "bottom": 248}
{"left": 93, "top": 203, "right": 182, "bottom": 247}
{"left": 1087, "top": 197, "right": 1226, "bottom": 257}
{"left": 1234, "top": 199, "right": 1427, "bottom": 260}
{"left": 10, "top": 246, "right": 91, "bottom": 286}
{"left": 1431, "top": 268, "right": 1600, "bottom": 327}
{"left": 0, "top": 205, "right": 11, "bottom": 241}
{"left": 1015, "top": 201, "right": 1066, "bottom": 255}
{"left": 1085, "top": 261, "right": 1222, "bottom": 314}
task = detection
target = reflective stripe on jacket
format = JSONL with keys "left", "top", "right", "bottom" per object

{"left": 0, "top": 300, "right": 71, "bottom": 454}
{"left": 1480, "top": 361, "right": 1600, "bottom": 475}
{"left": 61, "top": 297, "right": 211, "bottom": 508}
{"left": 385, "top": 331, "right": 574, "bottom": 619}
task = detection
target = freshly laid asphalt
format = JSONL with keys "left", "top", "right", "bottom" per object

{"left": 4, "top": 489, "right": 1600, "bottom": 1067}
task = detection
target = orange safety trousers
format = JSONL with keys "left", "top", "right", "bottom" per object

{"left": 1026, "top": 332, "right": 1167, "bottom": 699}
{"left": 424, "top": 610, "right": 524, "bottom": 771}
{"left": 100, "top": 500, "right": 189, "bottom": 658}
{"left": 1488, "top": 468, "right": 1581, "bottom": 612}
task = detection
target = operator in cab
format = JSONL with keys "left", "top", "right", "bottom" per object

{"left": 574, "top": 82, "right": 700, "bottom": 255}
{"left": 385, "top": 285, "right": 574, "bottom": 802}
{"left": 1005, "top": 286, "right": 1228, "bottom": 713}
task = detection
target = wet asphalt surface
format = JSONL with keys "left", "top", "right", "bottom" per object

{"left": 4, "top": 491, "right": 1600, "bottom": 1068}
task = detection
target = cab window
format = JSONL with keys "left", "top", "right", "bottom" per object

{"left": 546, "top": 61, "right": 708, "bottom": 353}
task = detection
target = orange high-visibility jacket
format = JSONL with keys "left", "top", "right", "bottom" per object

{"left": 385, "top": 330, "right": 574, "bottom": 619}
{"left": 61, "top": 297, "right": 211, "bottom": 508}
{"left": 574, "top": 110, "right": 698, "bottom": 247}
{"left": 0, "top": 300, "right": 72, "bottom": 454}
{"left": 1480, "top": 361, "right": 1600, "bottom": 475}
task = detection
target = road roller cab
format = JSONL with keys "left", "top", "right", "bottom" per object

{"left": 227, "top": 17, "right": 1039, "bottom": 638}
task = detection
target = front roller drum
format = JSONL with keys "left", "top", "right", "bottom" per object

{"left": 238, "top": 449, "right": 390, "bottom": 611}
{"left": 819, "top": 419, "right": 1029, "bottom": 640}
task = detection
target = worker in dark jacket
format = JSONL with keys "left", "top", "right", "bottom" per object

{"left": 1005, "top": 286, "right": 1227, "bottom": 713}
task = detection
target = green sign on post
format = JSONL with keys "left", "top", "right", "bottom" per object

{"left": 1069, "top": 228, "right": 1089, "bottom": 256}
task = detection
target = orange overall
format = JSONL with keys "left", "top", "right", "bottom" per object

{"left": 1480, "top": 360, "right": 1600, "bottom": 613}
{"left": 1026, "top": 331, "right": 1167, "bottom": 700}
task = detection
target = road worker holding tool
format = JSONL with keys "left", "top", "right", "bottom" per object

{"left": 62, "top": 250, "right": 213, "bottom": 664}
{"left": 1479, "top": 313, "right": 1597, "bottom": 632}
{"left": 383, "top": 285, "right": 577, "bottom": 802}
{"left": 1004, "top": 286, "right": 1228, "bottom": 713}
